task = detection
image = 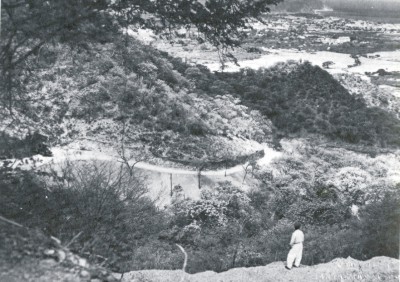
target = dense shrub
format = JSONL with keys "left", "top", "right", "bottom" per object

{"left": 0, "top": 131, "right": 51, "bottom": 159}
{"left": 1, "top": 166, "right": 398, "bottom": 273}
{"left": 0, "top": 162, "right": 166, "bottom": 270}
{"left": 356, "top": 189, "right": 400, "bottom": 258}
{"left": 191, "top": 62, "right": 400, "bottom": 147}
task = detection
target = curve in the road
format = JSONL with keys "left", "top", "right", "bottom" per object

{"left": 3, "top": 147, "right": 282, "bottom": 176}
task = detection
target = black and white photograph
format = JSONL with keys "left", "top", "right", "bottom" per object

{"left": 0, "top": 0, "right": 399, "bottom": 281}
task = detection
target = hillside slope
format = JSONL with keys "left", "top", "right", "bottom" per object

{"left": 117, "top": 256, "right": 399, "bottom": 282}
{"left": 0, "top": 37, "right": 272, "bottom": 166}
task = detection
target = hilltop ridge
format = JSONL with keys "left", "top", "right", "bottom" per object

{"left": 117, "top": 256, "right": 399, "bottom": 282}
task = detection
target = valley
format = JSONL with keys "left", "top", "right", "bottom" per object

{"left": 0, "top": 2, "right": 399, "bottom": 281}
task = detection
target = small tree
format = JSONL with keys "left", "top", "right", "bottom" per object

{"left": 169, "top": 182, "right": 262, "bottom": 272}
{"left": 322, "top": 61, "right": 334, "bottom": 69}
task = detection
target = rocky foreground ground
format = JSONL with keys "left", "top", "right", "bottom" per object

{"left": 3, "top": 253, "right": 398, "bottom": 282}
{"left": 117, "top": 256, "right": 399, "bottom": 282}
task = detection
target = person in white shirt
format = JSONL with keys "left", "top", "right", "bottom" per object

{"left": 285, "top": 222, "right": 304, "bottom": 270}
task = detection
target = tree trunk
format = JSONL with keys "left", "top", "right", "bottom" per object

{"left": 5, "top": 53, "right": 14, "bottom": 115}
{"left": 232, "top": 245, "right": 239, "bottom": 268}
{"left": 198, "top": 170, "right": 201, "bottom": 189}
{"left": 170, "top": 173, "right": 173, "bottom": 196}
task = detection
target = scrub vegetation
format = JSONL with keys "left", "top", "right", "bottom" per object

{"left": 212, "top": 63, "right": 400, "bottom": 146}
{"left": 1, "top": 159, "right": 399, "bottom": 274}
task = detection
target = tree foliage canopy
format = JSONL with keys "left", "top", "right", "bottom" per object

{"left": 1, "top": 0, "right": 282, "bottom": 67}
{"left": 0, "top": 0, "right": 282, "bottom": 113}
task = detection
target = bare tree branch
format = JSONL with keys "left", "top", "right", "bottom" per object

{"left": 0, "top": 215, "right": 24, "bottom": 228}
{"left": 176, "top": 243, "right": 188, "bottom": 274}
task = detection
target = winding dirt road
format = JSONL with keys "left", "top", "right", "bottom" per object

{"left": 4, "top": 147, "right": 281, "bottom": 176}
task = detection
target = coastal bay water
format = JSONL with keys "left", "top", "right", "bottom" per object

{"left": 316, "top": 10, "right": 400, "bottom": 24}
{"left": 316, "top": 0, "right": 400, "bottom": 24}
